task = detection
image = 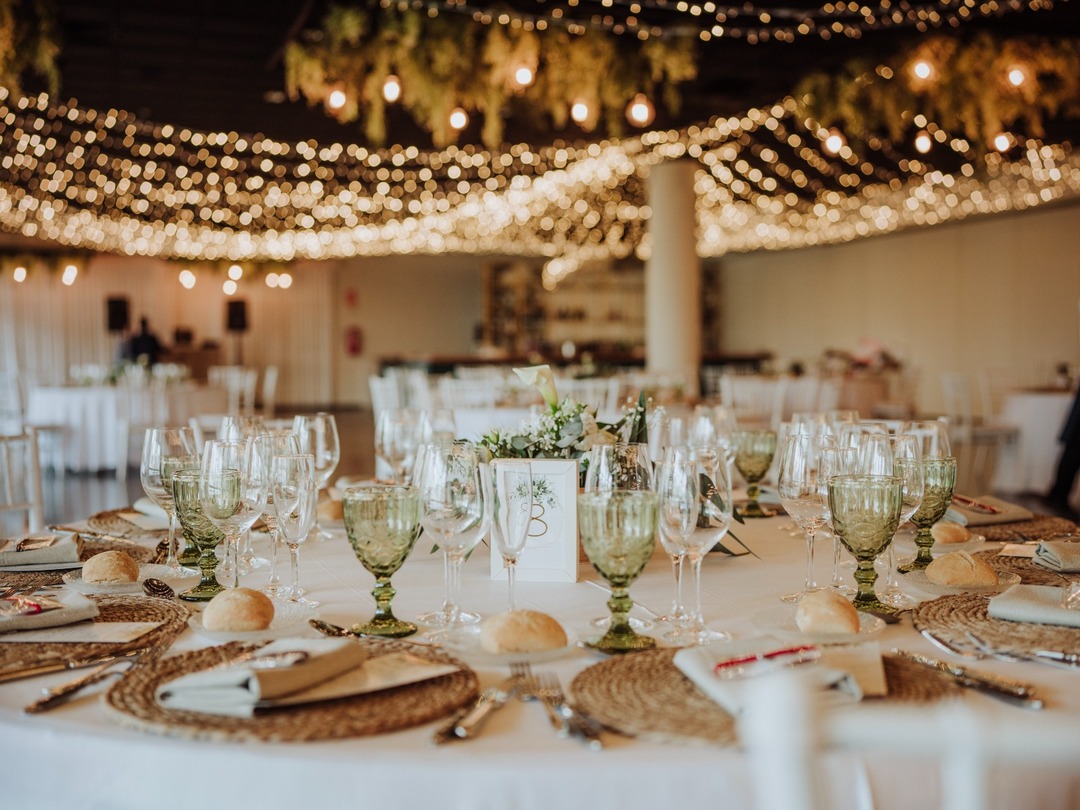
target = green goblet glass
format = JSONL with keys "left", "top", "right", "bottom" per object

{"left": 164, "top": 455, "right": 202, "bottom": 566}
{"left": 828, "top": 474, "right": 903, "bottom": 615}
{"left": 578, "top": 490, "right": 659, "bottom": 654}
{"left": 343, "top": 483, "right": 422, "bottom": 638}
{"left": 899, "top": 457, "right": 958, "bottom": 572}
{"left": 733, "top": 430, "right": 778, "bottom": 518}
{"left": 172, "top": 469, "right": 227, "bottom": 601}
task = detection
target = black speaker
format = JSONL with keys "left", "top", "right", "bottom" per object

{"left": 226, "top": 300, "right": 248, "bottom": 332}
{"left": 106, "top": 297, "right": 130, "bottom": 332}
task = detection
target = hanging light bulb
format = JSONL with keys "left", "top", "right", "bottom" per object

{"left": 912, "top": 60, "right": 933, "bottom": 81}
{"left": 626, "top": 93, "right": 655, "bottom": 127}
{"left": 914, "top": 131, "right": 933, "bottom": 154}
{"left": 570, "top": 100, "right": 590, "bottom": 124}
{"left": 823, "top": 129, "right": 845, "bottom": 155}
{"left": 513, "top": 65, "right": 535, "bottom": 88}
{"left": 277, "top": 272, "right": 293, "bottom": 289}
{"left": 449, "top": 107, "right": 469, "bottom": 131}
{"left": 265, "top": 272, "right": 280, "bottom": 288}
{"left": 12, "top": 265, "right": 27, "bottom": 283}
{"left": 61, "top": 264, "right": 78, "bottom": 286}
{"left": 1007, "top": 67, "right": 1026, "bottom": 87}
{"left": 227, "top": 263, "right": 243, "bottom": 281}
{"left": 383, "top": 74, "right": 402, "bottom": 103}
{"left": 178, "top": 268, "right": 197, "bottom": 289}
{"left": 327, "top": 87, "right": 348, "bottom": 111}
{"left": 993, "top": 132, "right": 1013, "bottom": 152}
{"left": 223, "top": 279, "right": 238, "bottom": 295}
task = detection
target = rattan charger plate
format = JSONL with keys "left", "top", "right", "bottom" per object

{"left": 973, "top": 550, "right": 1077, "bottom": 587}
{"left": 0, "top": 594, "right": 189, "bottom": 676}
{"left": 104, "top": 639, "right": 479, "bottom": 743}
{"left": 912, "top": 592, "right": 1080, "bottom": 656}
{"left": 977, "top": 515, "right": 1076, "bottom": 543}
{"left": 88, "top": 508, "right": 168, "bottom": 540}
{"left": 0, "top": 537, "right": 158, "bottom": 589}
{"left": 569, "top": 648, "right": 962, "bottom": 748}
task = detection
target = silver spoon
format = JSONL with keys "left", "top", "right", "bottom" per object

{"left": 142, "top": 578, "right": 176, "bottom": 599}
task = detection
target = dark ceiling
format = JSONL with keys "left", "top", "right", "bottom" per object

{"left": 32, "top": 0, "right": 1080, "bottom": 148}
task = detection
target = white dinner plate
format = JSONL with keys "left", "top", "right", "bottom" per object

{"left": 187, "top": 600, "right": 320, "bottom": 642}
{"left": 933, "top": 534, "right": 988, "bottom": 554}
{"left": 902, "top": 569, "right": 1021, "bottom": 596}
{"left": 439, "top": 622, "right": 578, "bottom": 665}
{"left": 750, "top": 604, "right": 885, "bottom": 645}
{"left": 62, "top": 563, "right": 198, "bottom": 595}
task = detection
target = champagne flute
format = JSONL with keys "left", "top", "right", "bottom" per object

{"left": 219, "top": 415, "right": 271, "bottom": 572}
{"left": 271, "top": 452, "right": 319, "bottom": 607}
{"left": 881, "top": 437, "right": 925, "bottom": 609}
{"left": 200, "top": 438, "right": 268, "bottom": 589}
{"left": 417, "top": 441, "right": 487, "bottom": 631}
{"left": 828, "top": 474, "right": 903, "bottom": 615}
{"left": 655, "top": 447, "right": 695, "bottom": 631}
{"left": 819, "top": 444, "right": 858, "bottom": 595}
{"left": 778, "top": 434, "right": 832, "bottom": 602}
{"left": 733, "top": 429, "right": 777, "bottom": 517}
{"left": 172, "top": 468, "right": 227, "bottom": 601}
{"left": 140, "top": 426, "right": 199, "bottom": 576}
{"left": 342, "top": 483, "right": 422, "bottom": 637}
{"left": 584, "top": 442, "right": 654, "bottom": 493}
{"left": 293, "top": 412, "right": 341, "bottom": 541}
{"left": 258, "top": 431, "right": 301, "bottom": 599}
{"left": 898, "top": 456, "right": 958, "bottom": 572}
{"left": 484, "top": 460, "right": 533, "bottom": 611}
{"left": 579, "top": 490, "right": 659, "bottom": 654}
{"left": 375, "top": 408, "right": 425, "bottom": 483}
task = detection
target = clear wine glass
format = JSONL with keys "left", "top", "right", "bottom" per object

{"left": 417, "top": 441, "right": 487, "bottom": 632}
{"left": 258, "top": 431, "right": 301, "bottom": 599}
{"left": 375, "top": 408, "right": 425, "bottom": 483}
{"left": 271, "top": 452, "right": 319, "bottom": 607}
{"left": 654, "top": 446, "right": 696, "bottom": 632}
{"left": 485, "top": 460, "right": 533, "bottom": 611}
{"left": 778, "top": 433, "right": 832, "bottom": 602}
{"left": 584, "top": 442, "right": 654, "bottom": 493}
{"left": 828, "top": 474, "right": 903, "bottom": 615}
{"left": 172, "top": 468, "right": 226, "bottom": 601}
{"left": 819, "top": 444, "right": 859, "bottom": 595}
{"left": 199, "top": 438, "right": 268, "bottom": 589}
{"left": 881, "top": 435, "right": 925, "bottom": 609}
{"left": 293, "top": 412, "right": 341, "bottom": 540}
{"left": 217, "top": 415, "right": 272, "bottom": 573}
{"left": 900, "top": 420, "right": 952, "bottom": 460}
{"left": 733, "top": 429, "right": 778, "bottom": 517}
{"left": 342, "top": 482, "right": 422, "bottom": 637}
{"left": 140, "top": 426, "right": 199, "bottom": 576}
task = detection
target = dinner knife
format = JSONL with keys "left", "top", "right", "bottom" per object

{"left": 0, "top": 647, "right": 146, "bottom": 685}
{"left": 892, "top": 649, "right": 1043, "bottom": 709}
{"left": 432, "top": 679, "right": 518, "bottom": 743}
{"left": 24, "top": 655, "right": 134, "bottom": 713}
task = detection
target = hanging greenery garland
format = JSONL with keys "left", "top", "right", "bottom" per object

{"left": 0, "top": 0, "right": 59, "bottom": 97}
{"left": 283, "top": 2, "right": 697, "bottom": 148}
{"left": 795, "top": 33, "right": 1080, "bottom": 154}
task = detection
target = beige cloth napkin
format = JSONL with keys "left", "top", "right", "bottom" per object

{"left": 946, "top": 495, "right": 1034, "bottom": 527}
{"left": 988, "top": 584, "right": 1080, "bottom": 628}
{"left": 0, "top": 590, "right": 99, "bottom": 634}
{"left": 0, "top": 533, "right": 82, "bottom": 568}
{"left": 155, "top": 638, "right": 368, "bottom": 717}
{"left": 673, "top": 637, "right": 884, "bottom": 716}
{"left": 1033, "top": 540, "right": 1080, "bottom": 573}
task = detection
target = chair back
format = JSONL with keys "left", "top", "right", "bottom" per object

{"left": 438, "top": 377, "right": 499, "bottom": 409}
{"left": 721, "top": 373, "right": 786, "bottom": 429}
{"left": 369, "top": 375, "right": 402, "bottom": 418}
{"left": 260, "top": 366, "right": 279, "bottom": 419}
{"left": 0, "top": 428, "right": 45, "bottom": 534}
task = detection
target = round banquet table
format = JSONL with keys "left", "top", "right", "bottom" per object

{"left": 2, "top": 512, "right": 1080, "bottom": 810}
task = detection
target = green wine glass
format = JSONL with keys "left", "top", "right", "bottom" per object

{"left": 172, "top": 468, "right": 227, "bottom": 601}
{"left": 733, "top": 429, "right": 778, "bottom": 517}
{"left": 578, "top": 490, "right": 659, "bottom": 654}
{"left": 163, "top": 454, "right": 201, "bottom": 567}
{"left": 343, "top": 483, "right": 423, "bottom": 638}
{"left": 899, "top": 457, "right": 958, "bottom": 572}
{"left": 828, "top": 474, "right": 903, "bottom": 615}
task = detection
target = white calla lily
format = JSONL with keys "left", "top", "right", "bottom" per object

{"left": 514, "top": 364, "right": 559, "bottom": 408}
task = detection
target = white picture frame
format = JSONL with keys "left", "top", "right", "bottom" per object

{"left": 490, "top": 458, "right": 579, "bottom": 583}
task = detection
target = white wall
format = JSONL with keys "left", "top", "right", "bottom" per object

{"left": 714, "top": 201, "right": 1080, "bottom": 415}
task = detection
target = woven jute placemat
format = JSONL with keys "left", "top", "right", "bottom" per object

{"left": 569, "top": 648, "right": 962, "bottom": 747}
{"left": 0, "top": 594, "right": 189, "bottom": 676}
{"left": 977, "top": 515, "right": 1076, "bottom": 543}
{"left": 912, "top": 592, "right": 1080, "bottom": 656}
{"left": 0, "top": 538, "right": 158, "bottom": 589}
{"left": 103, "top": 639, "right": 479, "bottom": 743}
{"left": 973, "top": 550, "right": 1077, "bottom": 587}
{"left": 88, "top": 508, "right": 167, "bottom": 540}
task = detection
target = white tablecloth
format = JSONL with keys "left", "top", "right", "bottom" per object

{"left": 2, "top": 513, "right": 1079, "bottom": 809}
{"left": 990, "top": 389, "right": 1076, "bottom": 504}
{"left": 25, "top": 384, "right": 228, "bottom": 472}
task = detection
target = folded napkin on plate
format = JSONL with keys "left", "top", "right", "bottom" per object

{"left": 945, "top": 495, "right": 1034, "bottom": 527}
{"left": 988, "top": 584, "right": 1080, "bottom": 628}
{"left": 1033, "top": 540, "right": 1080, "bottom": 572}
{"left": 155, "top": 637, "right": 368, "bottom": 717}
{"left": 0, "top": 532, "right": 81, "bottom": 568}
{"left": 0, "top": 590, "right": 99, "bottom": 634}
{"left": 673, "top": 636, "right": 884, "bottom": 716}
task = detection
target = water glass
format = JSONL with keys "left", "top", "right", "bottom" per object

{"left": 733, "top": 429, "right": 777, "bottom": 517}
{"left": 271, "top": 452, "right": 318, "bottom": 606}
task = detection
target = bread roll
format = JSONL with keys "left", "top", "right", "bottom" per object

{"left": 479, "top": 610, "right": 568, "bottom": 654}
{"left": 925, "top": 551, "right": 998, "bottom": 586}
{"left": 203, "top": 587, "right": 275, "bottom": 632}
{"left": 931, "top": 521, "right": 972, "bottom": 545}
{"left": 795, "top": 590, "right": 860, "bottom": 635}
{"left": 82, "top": 550, "right": 140, "bottom": 583}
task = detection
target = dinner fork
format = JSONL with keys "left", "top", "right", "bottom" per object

{"left": 535, "top": 672, "right": 604, "bottom": 751}
{"left": 510, "top": 662, "right": 567, "bottom": 734}
{"left": 964, "top": 631, "right": 1080, "bottom": 670}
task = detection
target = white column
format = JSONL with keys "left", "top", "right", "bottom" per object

{"left": 645, "top": 159, "right": 701, "bottom": 396}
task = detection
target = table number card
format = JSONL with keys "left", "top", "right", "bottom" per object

{"left": 491, "top": 458, "right": 580, "bottom": 583}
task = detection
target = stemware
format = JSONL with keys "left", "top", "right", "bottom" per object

{"left": 819, "top": 444, "right": 859, "bottom": 595}
{"left": 374, "top": 408, "right": 425, "bottom": 483}
{"left": 777, "top": 434, "right": 832, "bottom": 602}
{"left": 900, "top": 420, "right": 952, "bottom": 460}
{"left": 485, "top": 460, "right": 534, "bottom": 611}
{"left": 655, "top": 448, "right": 696, "bottom": 631}
{"left": 271, "top": 452, "right": 319, "bottom": 607}
{"left": 416, "top": 441, "right": 487, "bottom": 631}
{"left": 140, "top": 426, "right": 199, "bottom": 576}
{"left": 880, "top": 435, "right": 925, "bottom": 608}
{"left": 218, "top": 416, "right": 272, "bottom": 572}
{"left": 733, "top": 429, "right": 777, "bottom": 517}
{"left": 898, "top": 456, "right": 958, "bottom": 571}
{"left": 258, "top": 431, "right": 302, "bottom": 598}
{"left": 342, "top": 483, "right": 422, "bottom": 637}
{"left": 584, "top": 442, "right": 654, "bottom": 493}
{"left": 171, "top": 469, "right": 227, "bottom": 601}
{"left": 293, "top": 412, "right": 341, "bottom": 541}
{"left": 578, "top": 490, "right": 659, "bottom": 654}
{"left": 828, "top": 474, "right": 903, "bottom": 615}
{"left": 199, "top": 438, "right": 269, "bottom": 589}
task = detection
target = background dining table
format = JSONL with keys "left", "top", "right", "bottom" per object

{"left": 991, "top": 387, "right": 1077, "bottom": 507}
{"left": 2, "top": 506, "right": 1079, "bottom": 809}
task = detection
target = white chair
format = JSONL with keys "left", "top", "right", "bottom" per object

{"left": 720, "top": 373, "right": 786, "bottom": 430}
{"left": 208, "top": 366, "right": 257, "bottom": 415}
{"left": 405, "top": 369, "right": 435, "bottom": 411}
{"left": 782, "top": 375, "right": 822, "bottom": 421}
{"left": 114, "top": 383, "right": 166, "bottom": 482}
{"left": 188, "top": 414, "right": 229, "bottom": 452}
{"left": 438, "top": 377, "right": 499, "bottom": 409}
{"left": 940, "top": 371, "right": 1017, "bottom": 493}
{"left": 0, "top": 428, "right": 45, "bottom": 534}
{"left": 369, "top": 375, "right": 401, "bottom": 419}
{"left": 258, "top": 366, "right": 279, "bottom": 419}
